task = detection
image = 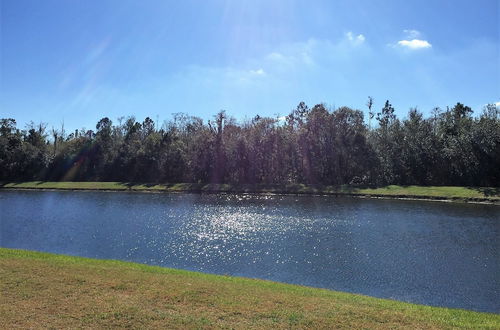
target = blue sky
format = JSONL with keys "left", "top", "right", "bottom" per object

{"left": 1, "top": 0, "right": 499, "bottom": 131}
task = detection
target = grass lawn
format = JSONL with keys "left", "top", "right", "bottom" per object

{"left": 354, "top": 185, "right": 500, "bottom": 199}
{"left": 1, "top": 181, "right": 499, "bottom": 203}
{"left": 0, "top": 248, "right": 498, "bottom": 329}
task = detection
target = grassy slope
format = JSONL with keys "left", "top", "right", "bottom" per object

{"left": 1, "top": 249, "right": 498, "bottom": 329}
{"left": 1, "top": 181, "right": 499, "bottom": 202}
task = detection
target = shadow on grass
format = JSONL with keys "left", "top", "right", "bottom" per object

{"left": 122, "top": 182, "right": 135, "bottom": 188}
{"left": 121, "top": 182, "right": 204, "bottom": 190}
{"left": 0, "top": 181, "right": 44, "bottom": 187}
{"left": 472, "top": 187, "right": 500, "bottom": 197}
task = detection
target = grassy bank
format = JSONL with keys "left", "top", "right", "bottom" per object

{"left": 1, "top": 248, "right": 498, "bottom": 329}
{"left": 1, "top": 181, "right": 499, "bottom": 203}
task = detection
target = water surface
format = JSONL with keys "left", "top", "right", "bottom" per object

{"left": 1, "top": 190, "right": 498, "bottom": 313}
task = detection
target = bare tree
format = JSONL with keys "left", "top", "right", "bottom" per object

{"left": 366, "top": 96, "right": 374, "bottom": 129}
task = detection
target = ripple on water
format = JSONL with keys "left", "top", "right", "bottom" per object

{"left": 1, "top": 191, "right": 499, "bottom": 313}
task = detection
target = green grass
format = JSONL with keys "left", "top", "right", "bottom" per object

{"left": 355, "top": 185, "right": 500, "bottom": 199}
{"left": 1, "top": 181, "right": 499, "bottom": 203}
{"left": 1, "top": 248, "right": 498, "bottom": 329}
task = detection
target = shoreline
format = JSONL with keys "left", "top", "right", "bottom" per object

{"left": 1, "top": 181, "right": 499, "bottom": 205}
{"left": 1, "top": 248, "right": 498, "bottom": 328}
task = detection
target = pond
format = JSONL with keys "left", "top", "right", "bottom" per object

{"left": 0, "top": 190, "right": 498, "bottom": 313}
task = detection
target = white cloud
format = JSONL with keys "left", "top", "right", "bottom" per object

{"left": 397, "top": 39, "right": 432, "bottom": 50}
{"left": 262, "top": 39, "right": 319, "bottom": 69}
{"left": 249, "top": 68, "right": 266, "bottom": 76}
{"left": 159, "top": 35, "right": 373, "bottom": 116}
{"left": 394, "top": 30, "right": 431, "bottom": 50}
{"left": 346, "top": 31, "right": 365, "bottom": 45}
{"left": 403, "top": 29, "right": 421, "bottom": 39}
{"left": 267, "top": 52, "right": 285, "bottom": 61}
{"left": 495, "top": 101, "right": 500, "bottom": 107}
{"left": 261, "top": 34, "right": 368, "bottom": 73}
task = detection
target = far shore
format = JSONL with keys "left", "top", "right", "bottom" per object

{"left": 1, "top": 181, "right": 499, "bottom": 205}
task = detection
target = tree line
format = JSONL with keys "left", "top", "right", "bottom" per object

{"left": 1, "top": 100, "right": 499, "bottom": 187}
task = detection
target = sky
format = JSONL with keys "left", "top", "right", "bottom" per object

{"left": 1, "top": 0, "right": 499, "bottom": 132}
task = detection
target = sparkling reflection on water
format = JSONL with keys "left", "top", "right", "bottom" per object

{"left": 0, "top": 191, "right": 499, "bottom": 313}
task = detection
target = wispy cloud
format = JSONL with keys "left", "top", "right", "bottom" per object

{"left": 262, "top": 34, "right": 368, "bottom": 72}
{"left": 267, "top": 52, "right": 286, "bottom": 61}
{"left": 57, "top": 37, "right": 114, "bottom": 112}
{"left": 249, "top": 68, "right": 266, "bottom": 76}
{"left": 84, "top": 38, "right": 111, "bottom": 65}
{"left": 157, "top": 35, "right": 372, "bottom": 117}
{"left": 403, "top": 29, "right": 421, "bottom": 39}
{"left": 264, "top": 39, "right": 320, "bottom": 68}
{"left": 346, "top": 31, "right": 365, "bottom": 45}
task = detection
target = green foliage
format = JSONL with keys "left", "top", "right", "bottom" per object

{"left": 1, "top": 101, "right": 499, "bottom": 186}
